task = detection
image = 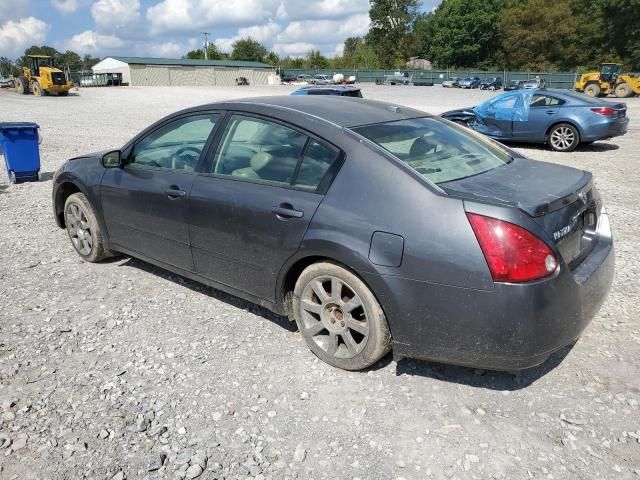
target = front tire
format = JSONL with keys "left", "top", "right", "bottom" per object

{"left": 293, "top": 262, "right": 391, "bottom": 370}
{"left": 64, "top": 193, "right": 110, "bottom": 262}
{"left": 548, "top": 123, "right": 580, "bottom": 152}
{"left": 16, "top": 76, "right": 29, "bottom": 94}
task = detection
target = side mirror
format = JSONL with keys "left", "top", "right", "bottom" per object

{"left": 102, "top": 150, "right": 121, "bottom": 168}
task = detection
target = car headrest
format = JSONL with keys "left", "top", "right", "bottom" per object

{"left": 250, "top": 151, "right": 273, "bottom": 171}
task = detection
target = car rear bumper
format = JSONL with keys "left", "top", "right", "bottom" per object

{"left": 581, "top": 117, "right": 629, "bottom": 141}
{"left": 365, "top": 211, "right": 614, "bottom": 370}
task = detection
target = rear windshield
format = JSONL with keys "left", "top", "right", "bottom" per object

{"left": 352, "top": 117, "right": 512, "bottom": 184}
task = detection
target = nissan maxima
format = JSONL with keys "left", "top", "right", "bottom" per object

{"left": 52, "top": 97, "right": 614, "bottom": 371}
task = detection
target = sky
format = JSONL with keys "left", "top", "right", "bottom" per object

{"left": 0, "top": 0, "right": 441, "bottom": 60}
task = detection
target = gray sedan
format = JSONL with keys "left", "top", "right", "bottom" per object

{"left": 52, "top": 96, "right": 614, "bottom": 371}
{"left": 441, "top": 89, "right": 628, "bottom": 151}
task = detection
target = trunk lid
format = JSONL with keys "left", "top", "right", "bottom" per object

{"left": 441, "top": 158, "right": 601, "bottom": 268}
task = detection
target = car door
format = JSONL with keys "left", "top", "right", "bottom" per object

{"left": 475, "top": 94, "right": 516, "bottom": 138}
{"left": 188, "top": 113, "right": 342, "bottom": 301}
{"left": 512, "top": 94, "right": 566, "bottom": 141}
{"left": 101, "top": 112, "right": 221, "bottom": 270}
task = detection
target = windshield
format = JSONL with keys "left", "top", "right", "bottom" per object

{"left": 353, "top": 117, "right": 512, "bottom": 184}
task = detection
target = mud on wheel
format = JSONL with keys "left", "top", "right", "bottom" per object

{"left": 293, "top": 262, "right": 391, "bottom": 370}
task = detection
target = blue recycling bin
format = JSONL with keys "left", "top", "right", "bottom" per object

{"left": 0, "top": 122, "right": 41, "bottom": 183}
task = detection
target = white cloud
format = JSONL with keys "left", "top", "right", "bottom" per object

{"left": 277, "top": 14, "right": 369, "bottom": 44}
{"left": 146, "top": 0, "right": 279, "bottom": 34}
{"left": 0, "top": 17, "right": 49, "bottom": 58}
{"left": 0, "top": 0, "right": 28, "bottom": 24}
{"left": 214, "top": 20, "right": 282, "bottom": 53}
{"left": 271, "top": 41, "right": 314, "bottom": 57}
{"left": 51, "top": 0, "right": 81, "bottom": 13}
{"left": 279, "top": 0, "right": 369, "bottom": 20}
{"left": 147, "top": 41, "right": 184, "bottom": 57}
{"left": 91, "top": 0, "right": 140, "bottom": 30}
{"left": 59, "top": 30, "right": 125, "bottom": 55}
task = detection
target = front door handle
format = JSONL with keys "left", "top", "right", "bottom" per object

{"left": 165, "top": 186, "right": 186, "bottom": 198}
{"left": 545, "top": 110, "right": 556, "bottom": 115}
{"left": 272, "top": 203, "right": 303, "bottom": 219}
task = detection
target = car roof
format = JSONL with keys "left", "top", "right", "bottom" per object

{"left": 197, "top": 96, "right": 429, "bottom": 128}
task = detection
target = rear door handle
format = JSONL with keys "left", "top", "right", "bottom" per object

{"left": 165, "top": 186, "right": 186, "bottom": 198}
{"left": 272, "top": 204, "right": 303, "bottom": 219}
{"left": 545, "top": 110, "right": 556, "bottom": 115}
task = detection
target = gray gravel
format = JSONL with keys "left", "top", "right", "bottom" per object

{"left": 0, "top": 85, "right": 639, "bottom": 479}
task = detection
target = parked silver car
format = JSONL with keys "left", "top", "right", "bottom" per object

{"left": 310, "top": 74, "right": 331, "bottom": 85}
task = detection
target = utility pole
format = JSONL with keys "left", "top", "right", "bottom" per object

{"left": 201, "top": 32, "right": 210, "bottom": 60}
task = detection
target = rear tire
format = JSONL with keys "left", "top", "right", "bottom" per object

{"left": 548, "top": 123, "right": 580, "bottom": 152}
{"left": 32, "top": 81, "right": 42, "bottom": 96}
{"left": 614, "top": 82, "right": 632, "bottom": 98}
{"left": 293, "top": 262, "right": 391, "bottom": 371}
{"left": 584, "top": 83, "right": 600, "bottom": 97}
{"left": 59, "top": 90, "right": 69, "bottom": 96}
{"left": 64, "top": 193, "right": 110, "bottom": 262}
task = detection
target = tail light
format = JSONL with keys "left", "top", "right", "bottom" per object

{"left": 591, "top": 107, "right": 617, "bottom": 116}
{"left": 467, "top": 213, "right": 558, "bottom": 283}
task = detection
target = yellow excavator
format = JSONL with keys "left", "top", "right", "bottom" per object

{"left": 14, "top": 55, "right": 73, "bottom": 96}
{"left": 575, "top": 63, "right": 640, "bottom": 98}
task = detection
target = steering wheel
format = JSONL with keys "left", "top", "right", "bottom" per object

{"left": 171, "top": 146, "right": 202, "bottom": 170}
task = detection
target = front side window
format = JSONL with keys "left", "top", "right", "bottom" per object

{"left": 130, "top": 114, "right": 219, "bottom": 171}
{"left": 353, "top": 117, "right": 512, "bottom": 184}
{"left": 212, "top": 115, "right": 307, "bottom": 185}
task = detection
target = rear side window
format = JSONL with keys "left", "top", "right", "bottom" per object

{"left": 212, "top": 115, "right": 307, "bottom": 185}
{"left": 353, "top": 117, "right": 512, "bottom": 184}
{"left": 212, "top": 115, "right": 341, "bottom": 191}
{"left": 531, "top": 95, "right": 565, "bottom": 107}
{"left": 293, "top": 140, "right": 340, "bottom": 190}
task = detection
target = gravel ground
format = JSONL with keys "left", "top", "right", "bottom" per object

{"left": 0, "top": 84, "right": 639, "bottom": 480}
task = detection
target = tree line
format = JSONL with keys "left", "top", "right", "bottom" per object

{"left": 2, "top": 0, "right": 636, "bottom": 78}
{"left": 1, "top": 45, "right": 101, "bottom": 78}
{"left": 186, "top": 0, "right": 640, "bottom": 72}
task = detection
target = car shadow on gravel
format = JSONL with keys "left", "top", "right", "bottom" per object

{"left": 508, "top": 142, "right": 620, "bottom": 153}
{"left": 117, "top": 257, "right": 297, "bottom": 332}
{"left": 395, "top": 342, "right": 575, "bottom": 391}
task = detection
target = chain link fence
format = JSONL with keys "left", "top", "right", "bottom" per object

{"left": 282, "top": 69, "right": 584, "bottom": 90}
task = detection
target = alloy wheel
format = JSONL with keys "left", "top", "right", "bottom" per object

{"left": 299, "top": 275, "right": 370, "bottom": 359}
{"left": 66, "top": 203, "right": 93, "bottom": 256}
{"left": 550, "top": 126, "right": 575, "bottom": 151}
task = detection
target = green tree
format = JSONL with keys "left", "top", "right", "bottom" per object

{"left": 264, "top": 51, "right": 280, "bottom": 66}
{"left": 600, "top": 0, "right": 640, "bottom": 69}
{"left": 343, "top": 37, "right": 364, "bottom": 58}
{"left": 81, "top": 54, "right": 101, "bottom": 70}
{"left": 55, "top": 50, "right": 82, "bottom": 69}
{"left": 500, "top": 0, "right": 582, "bottom": 70}
{"left": 0, "top": 57, "right": 16, "bottom": 77}
{"left": 281, "top": 56, "right": 304, "bottom": 68}
{"left": 367, "top": 0, "right": 420, "bottom": 67}
{"left": 425, "top": 0, "right": 506, "bottom": 68}
{"left": 231, "top": 37, "right": 268, "bottom": 62}
{"left": 304, "top": 50, "right": 329, "bottom": 69}
{"left": 184, "top": 43, "right": 223, "bottom": 60}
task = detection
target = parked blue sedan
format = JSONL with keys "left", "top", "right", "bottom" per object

{"left": 441, "top": 89, "right": 629, "bottom": 152}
